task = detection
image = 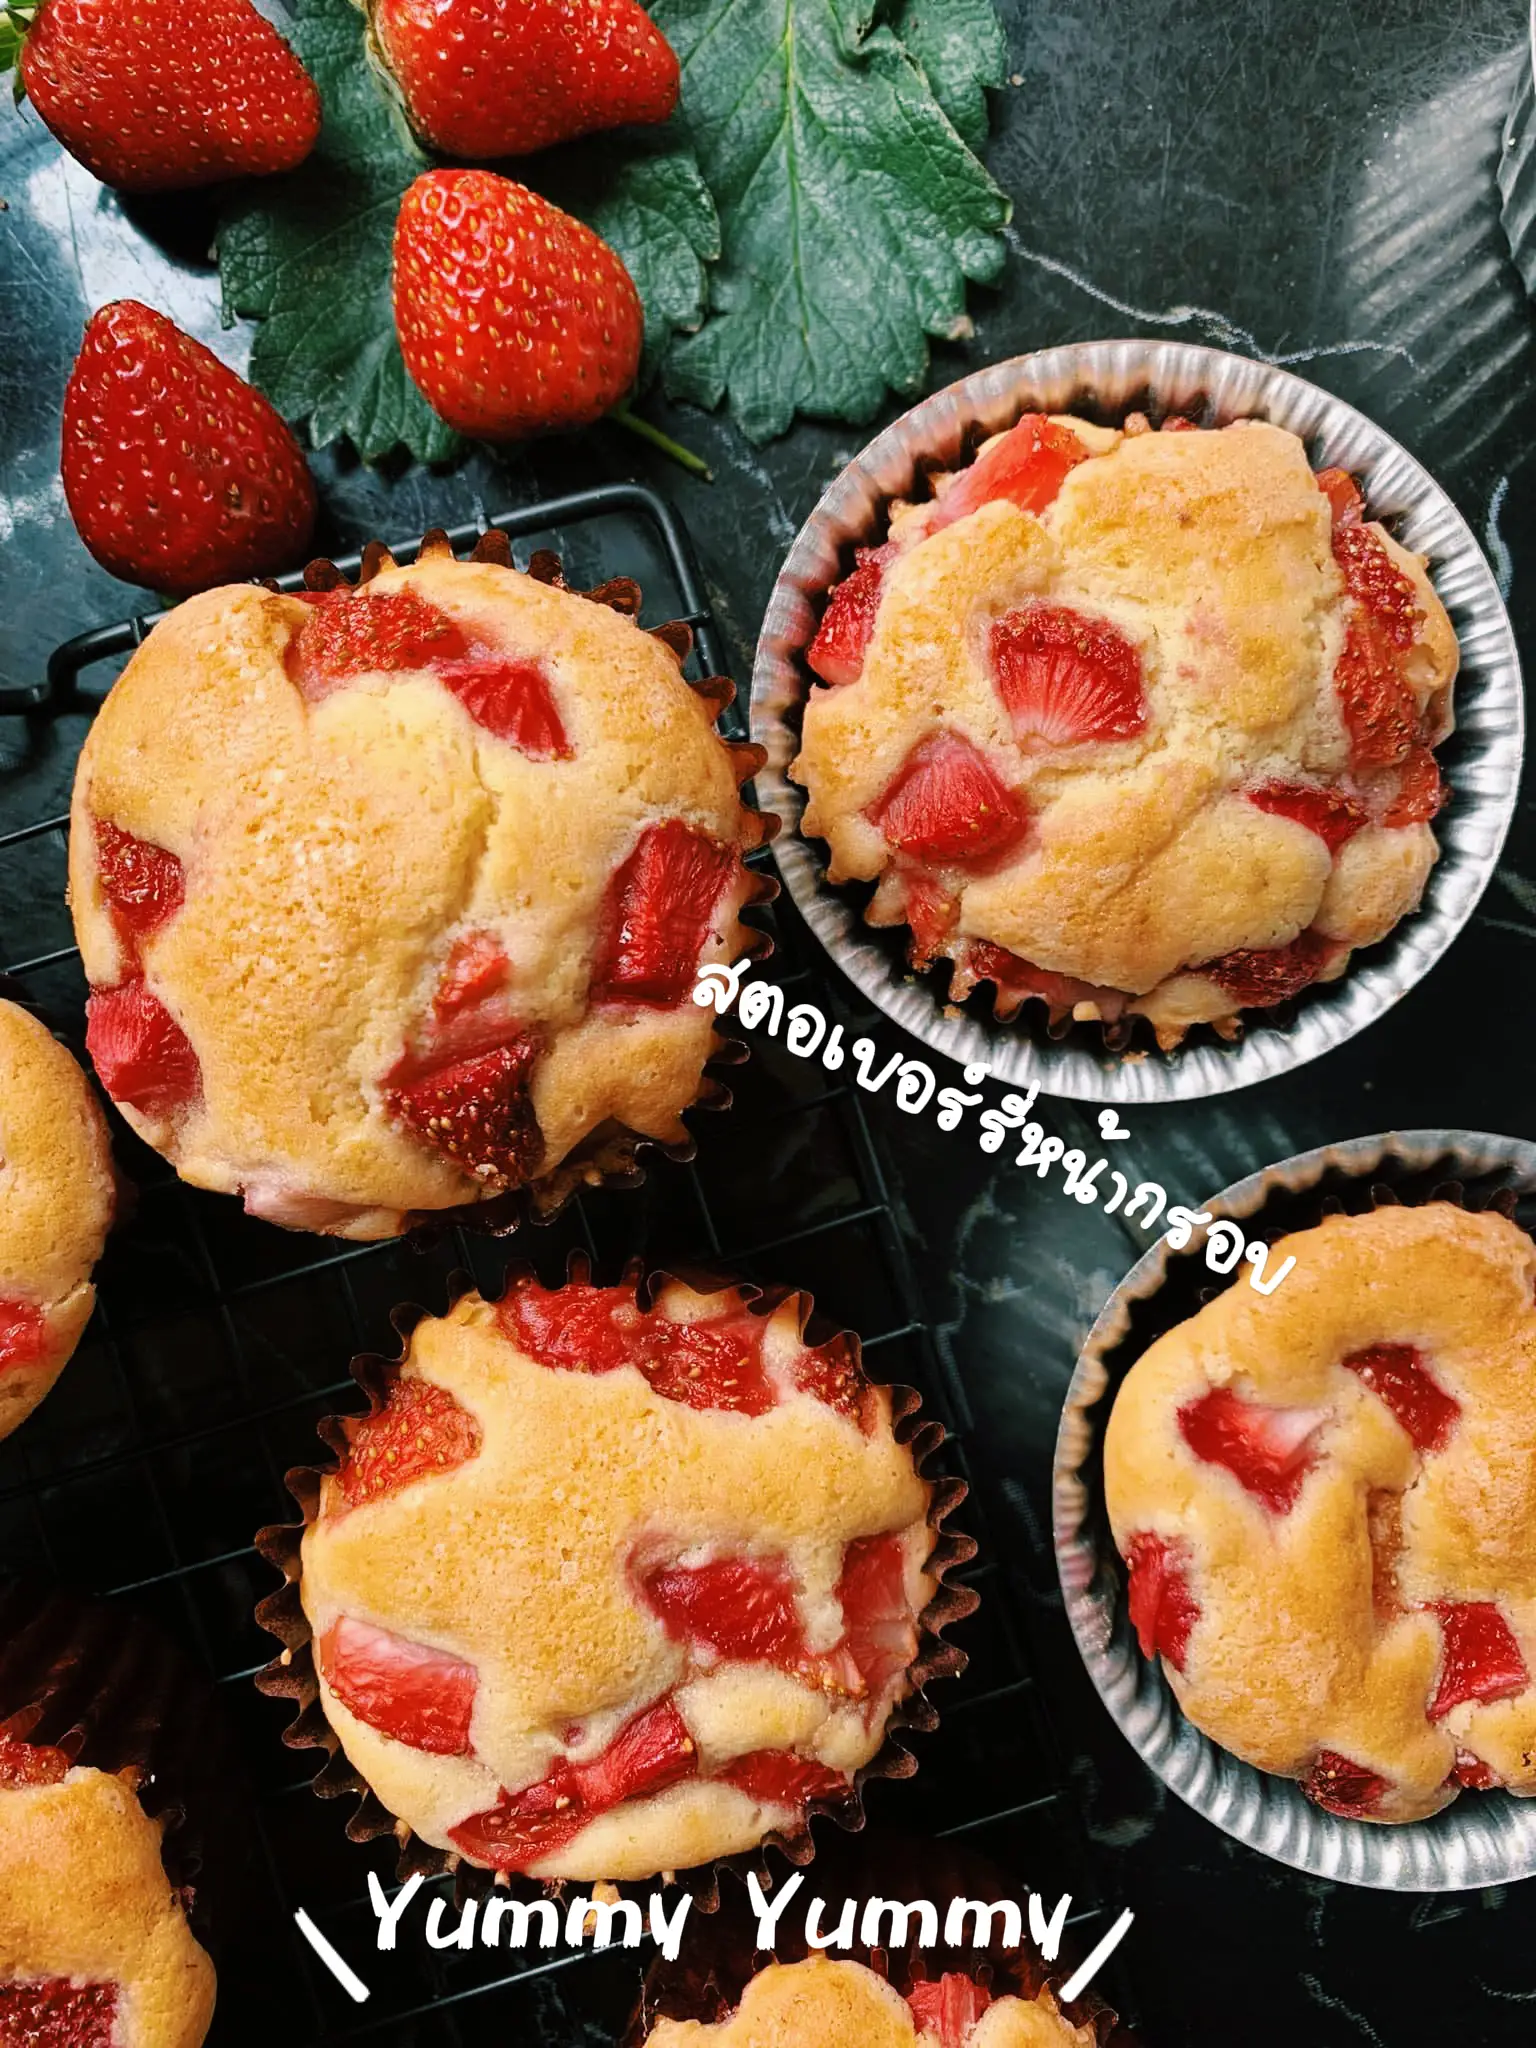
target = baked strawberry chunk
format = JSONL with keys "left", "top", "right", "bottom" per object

{"left": 906, "top": 1975, "right": 994, "bottom": 2046}
{"left": 383, "top": 1033, "right": 544, "bottom": 1189}
{"left": 591, "top": 819, "right": 737, "bottom": 1006}
{"left": 318, "top": 1617, "right": 477, "bottom": 1755}
{"left": 436, "top": 654, "right": 571, "bottom": 758}
{"left": 869, "top": 732, "right": 1028, "bottom": 868}
{"left": 806, "top": 544, "right": 896, "bottom": 687}
{"left": 791, "top": 1341, "right": 876, "bottom": 1433}
{"left": 433, "top": 931, "right": 511, "bottom": 1021}
{"left": 925, "top": 414, "right": 1088, "bottom": 531}
{"left": 1453, "top": 1750, "right": 1499, "bottom": 1789}
{"left": 1334, "top": 614, "right": 1418, "bottom": 769}
{"left": 1429, "top": 1603, "right": 1529, "bottom": 1721}
{"left": 1304, "top": 1749, "right": 1388, "bottom": 1818}
{"left": 989, "top": 603, "right": 1148, "bottom": 748}
{"left": 1245, "top": 779, "right": 1367, "bottom": 854}
{"left": 837, "top": 1532, "right": 917, "bottom": 1701}
{"left": 93, "top": 819, "right": 185, "bottom": 943}
{"left": 1334, "top": 526, "right": 1421, "bottom": 649}
{"left": 902, "top": 873, "right": 959, "bottom": 968}
{"left": 1202, "top": 929, "right": 1336, "bottom": 1009}
{"left": 1315, "top": 467, "right": 1365, "bottom": 529}
{"left": 1177, "top": 1386, "right": 1329, "bottom": 1513}
{"left": 85, "top": 980, "right": 201, "bottom": 1117}
{"left": 640, "top": 1556, "right": 808, "bottom": 1666}
{"left": 720, "top": 1748, "right": 850, "bottom": 1814}
{"left": 0, "top": 1300, "right": 47, "bottom": 1375}
{"left": 1342, "top": 1344, "right": 1460, "bottom": 1453}
{"left": 963, "top": 940, "right": 1118, "bottom": 1018}
{"left": 289, "top": 588, "right": 468, "bottom": 698}
{"left": 500, "top": 1281, "right": 779, "bottom": 1416}
{"left": 0, "top": 1737, "right": 72, "bottom": 1787}
{"left": 1382, "top": 746, "right": 1445, "bottom": 828}
{"left": 1124, "top": 1531, "right": 1200, "bottom": 1671}
{"left": 448, "top": 1698, "right": 696, "bottom": 1871}
{"left": 335, "top": 1374, "right": 483, "bottom": 1511}
{"left": 0, "top": 1980, "right": 117, "bottom": 2046}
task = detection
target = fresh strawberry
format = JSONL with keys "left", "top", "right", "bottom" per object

{"left": 9, "top": 0, "right": 319, "bottom": 193}
{"left": 640, "top": 1558, "right": 807, "bottom": 1666}
{"left": 433, "top": 933, "right": 511, "bottom": 1021}
{"left": 923, "top": 414, "right": 1088, "bottom": 534}
{"left": 0, "top": 1981, "right": 117, "bottom": 2046}
{"left": 1245, "top": 780, "right": 1367, "bottom": 854}
{"left": 318, "top": 1617, "right": 477, "bottom": 1755}
{"left": 906, "top": 1975, "right": 994, "bottom": 2047}
{"left": 383, "top": 1034, "right": 544, "bottom": 1189}
{"left": 369, "top": 0, "right": 679, "bottom": 159}
{"left": 719, "top": 1749, "right": 849, "bottom": 1814}
{"left": 1453, "top": 1751, "right": 1499, "bottom": 1790}
{"left": 500, "top": 1281, "right": 779, "bottom": 1416}
{"left": 1177, "top": 1386, "right": 1329, "bottom": 1513}
{"left": 869, "top": 732, "right": 1028, "bottom": 868}
{"left": 837, "top": 1532, "right": 916, "bottom": 1701}
{"left": 1341, "top": 1344, "right": 1460, "bottom": 1454}
{"left": 288, "top": 589, "right": 468, "bottom": 699}
{"left": 449, "top": 1698, "right": 696, "bottom": 1870}
{"left": 1124, "top": 1531, "right": 1200, "bottom": 1671}
{"left": 94, "top": 820, "right": 185, "bottom": 945}
{"left": 902, "top": 873, "right": 960, "bottom": 969}
{"left": 335, "top": 1374, "right": 483, "bottom": 1512}
{"left": 0, "top": 1300, "right": 47, "bottom": 1375}
{"left": 1315, "top": 467, "right": 1365, "bottom": 529}
{"left": 1429, "top": 1604, "right": 1529, "bottom": 1721}
{"left": 1202, "top": 929, "right": 1337, "bottom": 1009}
{"left": 1381, "top": 746, "right": 1445, "bottom": 828}
{"left": 85, "top": 980, "right": 201, "bottom": 1117}
{"left": 0, "top": 1737, "right": 72, "bottom": 1787}
{"left": 436, "top": 656, "right": 570, "bottom": 757}
{"left": 61, "top": 302, "right": 316, "bottom": 597}
{"left": 1335, "top": 526, "right": 1421, "bottom": 649}
{"left": 394, "top": 170, "right": 643, "bottom": 439}
{"left": 1303, "top": 1750, "right": 1388, "bottom": 1819}
{"left": 806, "top": 544, "right": 897, "bottom": 688}
{"left": 988, "top": 604, "right": 1148, "bottom": 748}
{"left": 1333, "top": 615, "right": 1419, "bottom": 770}
{"left": 590, "top": 820, "right": 737, "bottom": 1006}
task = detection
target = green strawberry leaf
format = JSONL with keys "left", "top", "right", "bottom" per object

{"left": 890, "top": 0, "right": 1009, "bottom": 155}
{"left": 652, "top": 0, "right": 1011, "bottom": 443}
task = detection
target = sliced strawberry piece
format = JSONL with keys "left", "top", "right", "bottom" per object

{"left": 1245, "top": 780, "right": 1367, "bottom": 854}
{"left": 0, "top": 1738, "right": 72, "bottom": 1788}
{"left": 1381, "top": 746, "right": 1445, "bottom": 827}
{"left": 1334, "top": 614, "right": 1419, "bottom": 770}
{"left": 925, "top": 414, "right": 1088, "bottom": 532}
{"left": 318, "top": 1616, "right": 477, "bottom": 1755}
{"left": 964, "top": 939, "right": 1115, "bottom": 1018}
{"left": 626, "top": 1312, "right": 779, "bottom": 1416}
{"left": 906, "top": 1975, "right": 994, "bottom": 2046}
{"left": 0, "top": 1300, "right": 47, "bottom": 1375}
{"left": 1342, "top": 1344, "right": 1459, "bottom": 1453}
{"left": 837, "top": 1532, "right": 917, "bottom": 1702}
{"left": 499, "top": 1280, "right": 643, "bottom": 1374}
{"left": 1335, "top": 526, "right": 1421, "bottom": 649}
{"left": 436, "top": 655, "right": 571, "bottom": 758}
{"left": 869, "top": 732, "right": 1028, "bottom": 868}
{"left": 903, "top": 872, "right": 960, "bottom": 969}
{"left": 1202, "top": 929, "right": 1337, "bottom": 1009}
{"left": 640, "top": 1557, "right": 807, "bottom": 1666}
{"left": 0, "top": 1981, "right": 117, "bottom": 2046}
{"left": 433, "top": 931, "right": 511, "bottom": 1020}
{"left": 806, "top": 544, "right": 896, "bottom": 687}
{"left": 500, "top": 1281, "right": 779, "bottom": 1416}
{"left": 335, "top": 1373, "right": 483, "bottom": 1511}
{"left": 1177, "top": 1386, "right": 1328, "bottom": 1513}
{"left": 94, "top": 820, "right": 185, "bottom": 944}
{"left": 1429, "top": 1603, "right": 1529, "bottom": 1721}
{"left": 1304, "top": 1749, "right": 1388, "bottom": 1818}
{"left": 1124, "top": 1531, "right": 1200, "bottom": 1671}
{"left": 989, "top": 603, "right": 1148, "bottom": 748}
{"left": 383, "top": 1034, "right": 543, "bottom": 1189}
{"left": 1158, "top": 414, "right": 1199, "bottom": 433}
{"left": 85, "top": 980, "right": 201, "bottom": 1117}
{"left": 1453, "top": 1750, "right": 1499, "bottom": 1789}
{"left": 792, "top": 1341, "right": 876, "bottom": 1432}
{"left": 288, "top": 587, "right": 468, "bottom": 700}
{"left": 720, "top": 1748, "right": 850, "bottom": 1814}
{"left": 591, "top": 820, "right": 737, "bottom": 1007}
{"left": 1316, "top": 467, "right": 1365, "bottom": 529}
{"left": 449, "top": 1698, "right": 696, "bottom": 1871}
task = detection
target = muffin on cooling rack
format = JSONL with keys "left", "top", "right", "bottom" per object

{"left": 1105, "top": 1201, "right": 1536, "bottom": 1822}
{"left": 259, "top": 1268, "right": 970, "bottom": 1882}
{"left": 68, "top": 533, "right": 769, "bottom": 1240}
{"left": 793, "top": 413, "right": 1457, "bottom": 1048}
{"left": 640, "top": 1955, "right": 1095, "bottom": 2046}
{"left": 0, "top": 997, "right": 116, "bottom": 1442}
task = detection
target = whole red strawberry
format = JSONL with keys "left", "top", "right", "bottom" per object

{"left": 369, "top": 0, "right": 678, "bottom": 159}
{"left": 393, "top": 170, "right": 643, "bottom": 439}
{"left": 62, "top": 302, "right": 318, "bottom": 595}
{"left": 7, "top": 0, "right": 321, "bottom": 194}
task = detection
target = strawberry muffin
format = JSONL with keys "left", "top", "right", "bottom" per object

{"left": 68, "top": 534, "right": 767, "bottom": 1239}
{"left": 641, "top": 1956, "right": 1094, "bottom": 2047}
{"left": 0, "top": 997, "right": 116, "bottom": 1442}
{"left": 793, "top": 413, "right": 1457, "bottom": 1047}
{"left": 0, "top": 1729, "right": 216, "bottom": 2048}
{"left": 1105, "top": 1201, "right": 1536, "bottom": 1822}
{"left": 264, "top": 1271, "right": 954, "bottom": 1881}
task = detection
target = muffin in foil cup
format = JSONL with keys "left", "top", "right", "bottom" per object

{"left": 1053, "top": 1129, "right": 1536, "bottom": 1889}
{"left": 751, "top": 342, "right": 1523, "bottom": 1104}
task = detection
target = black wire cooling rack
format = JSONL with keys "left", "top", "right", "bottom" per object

{"left": 0, "top": 483, "right": 1121, "bottom": 2046}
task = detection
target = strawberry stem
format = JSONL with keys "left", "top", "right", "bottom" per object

{"left": 610, "top": 404, "right": 713, "bottom": 482}
{"left": 0, "top": 2, "right": 38, "bottom": 84}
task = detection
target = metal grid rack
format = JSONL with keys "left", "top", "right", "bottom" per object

{"left": 0, "top": 484, "right": 1116, "bottom": 2046}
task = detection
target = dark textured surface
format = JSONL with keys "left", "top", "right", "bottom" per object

{"left": 3, "top": 1, "right": 1536, "bottom": 2043}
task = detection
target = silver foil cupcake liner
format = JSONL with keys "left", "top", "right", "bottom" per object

{"left": 750, "top": 343, "right": 1524, "bottom": 1104}
{"left": 1053, "top": 1129, "right": 1536, "bottom": 1890}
